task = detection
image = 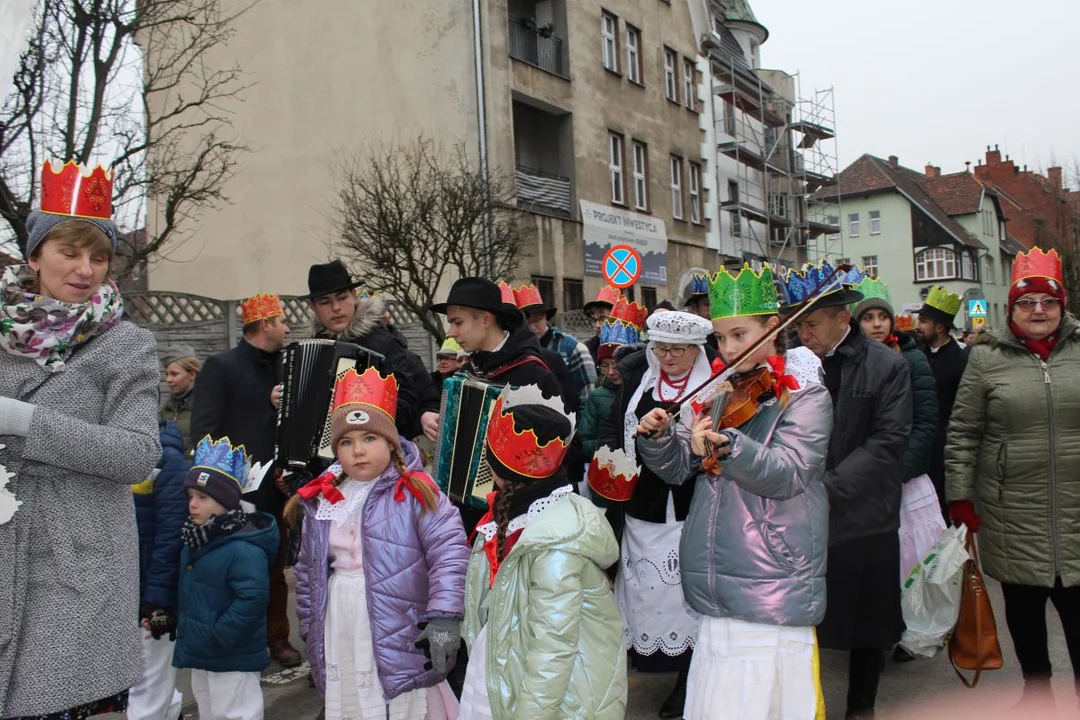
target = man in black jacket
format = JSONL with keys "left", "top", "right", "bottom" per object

{"left": 793, "top": 288, "right": 912, "bottom": 719}
{"left": 189, "top": 293, "right": 303, "bottom": 667}
{"left": 302, "top": 260, "right": 437, "bottom": 440}
{"left": 916, "top": 286, "right": 968, "bottom": 515}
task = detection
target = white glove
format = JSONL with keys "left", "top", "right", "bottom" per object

{"left": 0, "top": 397, "right": 36, "bottom": 437}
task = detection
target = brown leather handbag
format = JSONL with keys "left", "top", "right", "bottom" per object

{"left": 948, "top": 532, "right": 1004, "bottom": 687}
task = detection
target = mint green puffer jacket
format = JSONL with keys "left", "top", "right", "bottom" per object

{"left": 462, "top": 493, "right": 627, "bottom": 719}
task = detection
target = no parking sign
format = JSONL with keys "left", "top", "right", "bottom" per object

{"left": 602, "top": 245, "right": 642, "bottom": 289}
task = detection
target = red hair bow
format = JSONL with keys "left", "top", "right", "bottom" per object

{"left": 297, "top": 468, "right": 345, "bottom": 504}
{"left": 393, "top": 471, "right": 440, "bottom": 504}
{"left": 766, "top": 355, "right": 800, "bottom": 391}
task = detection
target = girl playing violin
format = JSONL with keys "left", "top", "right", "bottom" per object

{"left": 636, "top": 264, "right": 833, "bottom": 720}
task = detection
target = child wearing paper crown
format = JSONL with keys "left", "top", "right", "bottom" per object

{"left": 458, "top": 385, "right": 627, "bottom": 720}
{"left": 172, "top": 436, "right": 279, "bottom": 720}
{"left": 287, "top": 367, "right": 469, "bottom": 720}
{"left": 635, "top": 264, "right": 833, "bottom": 720}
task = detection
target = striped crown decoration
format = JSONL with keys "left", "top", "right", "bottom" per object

{"left": 191, "top": 436, "right": 251, "bottom": 485}
{"left": 707, "top": 264, "right": 780, "bottom": 319}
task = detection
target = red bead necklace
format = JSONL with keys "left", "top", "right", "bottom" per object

{"left": 657, "top": 370, "right": 692, "bottom": 402}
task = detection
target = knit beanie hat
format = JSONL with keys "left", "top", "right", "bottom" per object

{"left": 597, "top": 343, "right": 619, "bottom": 363}
{"left": 852, "top": 296, "right": 895, "bottom": 324}
{"left": 184, "top": 437, "right": 250, "bottom": 511}
{"left": 1009, "top": 276, "right": 1065, "bottom": 310}
{"left": 329, "top": 367, "right": 401, "bottom": 453}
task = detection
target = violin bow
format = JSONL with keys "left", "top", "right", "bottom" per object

{"left": 652, "top": 262, "right": 854, "bottom": 428}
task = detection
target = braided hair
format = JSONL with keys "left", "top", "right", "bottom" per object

{"left": 492, "top": 477, "right": 524, "bottom": 562}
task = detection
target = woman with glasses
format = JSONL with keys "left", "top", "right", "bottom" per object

{"left": 947, "top": 247, "right": 1080, "bottom": 711}
{"left": 599, "top": 310, "right": 714, "bottom": 719}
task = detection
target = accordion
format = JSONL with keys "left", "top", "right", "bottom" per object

{"left": 275, "top": 339, "right": 384, "bottom": 470}
{"left": 433, "top": 374, "right": 503, "bottom": 509}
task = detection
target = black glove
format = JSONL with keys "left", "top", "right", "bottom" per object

{"left": 148, "top": 607, "right": 177, "bottom": 641}
{"left": 414, "top": 617, "right": 461, "bottom": 675}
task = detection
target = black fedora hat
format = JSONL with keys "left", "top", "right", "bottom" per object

{"left": 300, "top": 259, "right": 364, "bottom": 300}
{"left": 431, "top": 277, "right": 522, "bottom": 326}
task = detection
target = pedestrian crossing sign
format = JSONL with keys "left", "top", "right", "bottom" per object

{"left": 968, "top": 299, "right": 987, "bottom": 317}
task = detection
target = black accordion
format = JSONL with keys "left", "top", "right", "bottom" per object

{"left": 275, "top": 339, "right": 384, "bottom": 470}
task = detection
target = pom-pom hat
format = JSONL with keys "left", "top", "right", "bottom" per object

{"left": 184, "top": 436, "right": 252, "bottom": 511}
{"left": 25, "top": 160, "right": 118, "bottom": 258}
{"left": 485, "top": 385, "right": 576, "bottom": 485}
{"left": 330, "top": 367, "right": 401, "bottom": 453}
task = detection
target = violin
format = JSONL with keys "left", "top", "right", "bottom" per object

{"left": 701, "top": 366, "right": 777, "bottom": 476}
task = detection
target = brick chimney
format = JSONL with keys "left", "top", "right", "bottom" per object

{"left": 888, "top": 155, "right": 899, "bottom": 168}
{"left": 1048, "top": 166, "right": 1063, "bottom": 190}
{"left": 986, "top": 144, "right": 1002, "bottom": 165}
{"left": 925, "top": 164, "right": 940, "bottom": 178}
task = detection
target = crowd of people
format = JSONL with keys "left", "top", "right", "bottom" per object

{"left": 2, "top": 159, "right": 1079, "bottom": 720}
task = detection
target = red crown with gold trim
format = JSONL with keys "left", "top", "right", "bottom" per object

{"left": 592, "top": 285, "right": 621, "bottom": 307}
{"left": 512, "top": 283, "right": 545, "bottom": 310}
{"left": 610, "top": 297, "right": 649, "bottom": 329}
{"left": 587, "top": 446, "right": 640, "bottom": 502}
{"left": 486, "top": 385, "right": 576, "bottom": 480}
{"left": 498, "top": 280, "right": 516, "bottom": 305}
{"left": 332, "top": 366, "right": 399, "bottom": 420}
{"left": 39, "top": 160, "right": 113, "bottom": 220}
{"left": 240, "top": 293, "right": 284, "bottom": 324}
{"left": 1012, "top": 247, "right": 1064, "bottom": 287}
{"left": 894, "top": 313, "right": 916, "bottom": 333}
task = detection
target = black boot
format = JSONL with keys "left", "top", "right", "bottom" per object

{"left": 1012, "top": 674, "right": 1054, "bottom": 714}
{"left": 658, "top": 668, "right": 689, "bottom": 719}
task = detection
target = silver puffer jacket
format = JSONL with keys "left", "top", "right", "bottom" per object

{"left": 637, "top": 380, "right": 833, "bottom": 627}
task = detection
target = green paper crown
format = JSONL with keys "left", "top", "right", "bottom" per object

{"left": 707, "top": 264, "right": 780, "bottom": 319}
{"left": 850, "top": 276, "right": 891, "bottom": 310}
{"left": 924, "top": 285, "right": 962, "bottom": 317}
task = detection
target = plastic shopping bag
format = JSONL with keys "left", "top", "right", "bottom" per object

{"left": 898, "top": 474, "right": 948, "bottom": 583}
{"left": 898, "top": 524, "right": 970, "bottom": 658}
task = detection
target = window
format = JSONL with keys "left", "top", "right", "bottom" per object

{"left": 608, "top": 132, "right": 625, "bottom": 205}
{"left": 915, "top": 247, "right": 957, "bottom": 281}
{"left": 531, "top": 275, "right": 556, "bottom": 309}
{"left": 999, "top": 221, "right": 1005, "bottom": 242}
{"left": 728, "top": 180, "right": 739, "bottom": 203}
{"left": 869, "top": 210, "right": 881, "bottom": 235}
{"left": 632, "top": 140, "right": 648, "bottom": 210}
{"left": 961, "top": 250, "right": 977, "bottom": 280}
{"left": 722, "top": 100, "right": 736, "bottom": 135}
{"left": 862, "top": 255, "right": 878, "bottom": 277}
{"left": 642, "top": 286, "right": 658, "bottom": 310}
{"left": 848, "top": 213, "right": 860, "bottom": 237}
{"left": 670, "top": 155, "right": 684, "bottom": 219}
{"left": 601, "top": 12, "right": 619, "bottom": 72}
{"left": 688, "top": 162, "right": 702, "bottom": 224}
{"left": 664, "top": 48, "right": 678, "bottom": 102}
{"left": 826, "top": 215, "right": 840, "bottom": 242}
{"left": 562, "top": 278, "right": 584, "bottom": 312}
{"left": 683, "top": 58, "right": 695, "bottom": 110}
{"left": 983, "top": 255, "right": 995, "bottom": 284}
{"left": 837, "top": 257, "right": 851, "bottom": 266}
{"left": 625, "top": 26, "right": 642, "bottom": 84}
{"left": 1001, "top": 258, "right": 1011, "bottom": 285}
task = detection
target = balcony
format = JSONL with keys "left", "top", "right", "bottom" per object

{"left": 516, "top": 165, "right": 572, "bottom": 217}
{"left": 508, "top": 17, "right": 566, "bottom": 78}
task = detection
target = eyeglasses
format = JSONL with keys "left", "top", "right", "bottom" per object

{"left": 651, "top": 345, "right": 690, "bottom": 358}
{"left": 1014, "top": 298, "right": 1061, "bottom": 312}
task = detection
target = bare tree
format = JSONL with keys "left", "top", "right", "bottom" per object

{"left": 335, "top": 137, "right": 527, "bottom": 341}
{"left": 0, "top": 0, "right": 253, "bottom": 282}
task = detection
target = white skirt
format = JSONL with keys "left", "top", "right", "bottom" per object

{"left": 898, "top": 474, "right": 947, "bottom": 584}
{"left": 325, "top": 570, "right": 429, "bottom": 720}
{"left": 684, "top": 616, "right": 824, "bottom": 720}
{"left": 615, "top": 496, "right": 699, "bottom": 657}
{"left": 458, "top": 626, "right": 494, "bottom": 720}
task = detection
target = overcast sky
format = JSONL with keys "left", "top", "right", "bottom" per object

{"left": 751, "top": 0, "right": 1080, "bottom": 182}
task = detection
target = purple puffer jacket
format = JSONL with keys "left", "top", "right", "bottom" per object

{"left": 294, "top": 439, "right": 469, "bottom": 699}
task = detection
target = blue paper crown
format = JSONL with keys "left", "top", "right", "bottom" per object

{"left": 191, "top": 436, "right": 251, "bottom": 485}
{"left": 779, "top": 261, "right": 847, "bottom": 307}
{"left": 599, "top": 319, "right": 642, "bottom": 346}
{"left": 688, "top": 274, "right": 709, "bottom": 295}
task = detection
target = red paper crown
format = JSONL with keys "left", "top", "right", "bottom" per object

{"left": 486, "top": 389, "right": 574, "bottom": 479}
{"left": 39, "top": 160, "right": 113, "bottom": 220}
{"left": 894, "top": 314, "right": 916, "bottom": 332}
{"left": 593, "top": 285, "right": 621, "bottom": 307}
{"left": 512, "top": 284, "right": 545, "bottom": 310}
{"left": 1012, "top": 247, "right": 1064, "bottom": 287}
{"left": 586, "top": 447, "right": 640, "bottom": 502}
{"left": 610, "top": 297, "right": 649, "bottom": 329}
{"left": 333, "top": 366, "right": 399, "bottom": 422}
{"left": 498, "top": 281, "right": 516, "bottom": 305}
{"left": 240, "top": 293, "right": 284, "bottom": 324}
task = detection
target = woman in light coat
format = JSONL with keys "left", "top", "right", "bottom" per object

{"left": 0, "top": 161, "right": 161, "bottom": 718}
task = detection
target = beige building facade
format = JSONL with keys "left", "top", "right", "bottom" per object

{"left": 146, "top": 0, "right": 715, "bottom": 309}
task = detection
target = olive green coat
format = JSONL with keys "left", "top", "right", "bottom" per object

{"left": 462, "top": 493, "right": 627, "bottom": 719}
{"left": 946, "top": 316, "right": 1080, "bottom": 587}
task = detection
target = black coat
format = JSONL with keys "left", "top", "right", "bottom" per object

{"left": 821, "top": 321, "right": 913, "bottom": 545}
{"left": 921, "top": 338, "right": 969, "bottom": 506}
{"left": 585, "top": 334, "right": 600, "bottom": 364}
{"left": 190, "top": 340, "right": 283, "bottom": 512}
{"left": 898, "top": 332, "right": 939, "bottom": 480}
{"left": 467, "top": 324, "right": 566, "bottom": 402}
{"left": 387, "top": 323, "right": 442, "bottom": 416}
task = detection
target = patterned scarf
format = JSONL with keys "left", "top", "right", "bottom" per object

{"left": 181, "top": 509, "right": 248, "bottom": 550}
{"left": 0, "top": 264, "right": 124, "bottom": 372}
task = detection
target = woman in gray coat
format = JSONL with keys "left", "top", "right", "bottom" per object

{"left": 0, "top": 161, "right": 161, "bottom": 719}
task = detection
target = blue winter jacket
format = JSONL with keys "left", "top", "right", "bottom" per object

{"left": 133, "top": 421, "right": 190, "bottom": 610}
{"left": 173, "top": 512, "right": 279, "bottom": 673}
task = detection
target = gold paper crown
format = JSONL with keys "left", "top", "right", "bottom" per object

{"left": 240, "top": 294, "right": 284, "bottom": 324}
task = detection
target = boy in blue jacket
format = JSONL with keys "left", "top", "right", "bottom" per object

{"left": 173, "top": 436, "right": 278, "bottom": 720}
{"left": 127, "top": 421, "right": 190, "bottom": 720}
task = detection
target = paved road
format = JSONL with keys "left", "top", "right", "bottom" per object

{"left": 106, "top": 571, "right": 1078, "bottom": 720}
